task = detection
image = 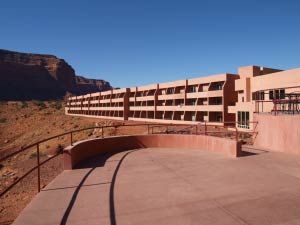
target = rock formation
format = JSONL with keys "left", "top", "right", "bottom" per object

{"left": 0, "top": 49, "right": 112, "bottom": 100}
{"left": 75, "top": 75, "right": 112, "bottom": 95}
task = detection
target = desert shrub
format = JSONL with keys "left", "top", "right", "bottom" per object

{"left": 0, "top": 118, "right": 7, "bottom": 123}
{"left": 33, "top": 100, "right": 47, "bottom": 110}
{"left": 20, "top": 101, "right": 28, "bottom": 108}
{"left": 86, "top": 131, "right": 93, "bottom": 136}
{"left": 50, "top": 101, "right": 62, "bottom": 110}
{"left": 84, "top": 123, "right": 95, "bottom": 129}
{"left": 29, "top": 152, "right": 46, "bottom": 159}
{"left": 44, "top": 111, "right": 52, "bottom": 115}
{"left": 56, "top": 144, "right": 64, "bottom": 153}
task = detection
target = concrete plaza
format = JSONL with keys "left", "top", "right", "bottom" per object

{"left": 13, "top": 147, "right": 300, "bottom": 225}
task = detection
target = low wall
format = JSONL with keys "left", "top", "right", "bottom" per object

{"left": 64, "top": 134, "right": 241, "bottom": 169}
{"left": 254, "top": 114, "right": 300, "bottom": 154}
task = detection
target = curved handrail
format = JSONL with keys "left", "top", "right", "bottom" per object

{"left": 0, "top": 123, "right": 156, "bottom": 162}
{"left": 0, "top": 123, "right": 199, "bottom": 197}
{"left": 0, "top": 121, "right": 251, "bottom": 198}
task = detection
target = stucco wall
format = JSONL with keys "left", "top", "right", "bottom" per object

{"left": 64, "top": 134, "right": 241, "bottom": 169}
{"left": 252, "top": 68, "right": 300, "bottom": 92}
{"left": 254, "top": 114, "right": 300, "bottom": 154}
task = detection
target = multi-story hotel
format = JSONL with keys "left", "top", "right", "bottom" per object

{"left": 229, "top": 66, "right": 300, "bottom": 130}
{"left": 66, "top": 65, "right": 300, "bottom": 130}
{"left": 66, "top": 73, "right": 238, "bottom": 126}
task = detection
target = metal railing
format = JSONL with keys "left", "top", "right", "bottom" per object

{"left": 0, "top": 122, "right": 254, "bottom": 198}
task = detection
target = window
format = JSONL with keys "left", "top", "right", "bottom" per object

{"left": 166, "top": 88, "right": 174, "bottom": 94}
{"left": 188, "top": 86, "right": 197, "bottom": 93}
{"left": 216, "top": 83, "right": 223, "bottom": 90}
{"left": 210, "top": 97, "right": 222, "bottom": 105}
{"left": 269, "top": 89, "right": 285, "bottom": 100}
{"left": 216, "top": 98, "right": 222, "bottom": 105}
{"left": 275, "top": 90, "right": 280, "bottom": 99}
{"left": 269, "top": 90, "right": 274, "bottom": 100}
{"left": 259, "top": 91, "right": 265, "bottom": 100}
{"left": 280, "top": 89, "right": 285, "bottom": 99}
{"left": 186, "top": 98, "right": 197, "bottom": 105}
{"left": 209, "top": 82, "right": 224, "bottom": 91}
{"left": 253, "top": 91, "right": 265, "bottom": 100}
{"left": 237, "top": 111, "right": 250, "bottom": 129}
{"left": 191, "top": 113, "right": 196, "bottom": 121}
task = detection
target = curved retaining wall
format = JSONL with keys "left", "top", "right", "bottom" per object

{"left": 63, "top": 134, "right": 242, "bottom": 169}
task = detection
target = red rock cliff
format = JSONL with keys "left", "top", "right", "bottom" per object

{"left": 0, "top": 49, "right": 112, "bottom": 100}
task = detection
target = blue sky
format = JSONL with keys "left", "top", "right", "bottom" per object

{"left": 1, "top": 0, "right": 300, "bottom": 88}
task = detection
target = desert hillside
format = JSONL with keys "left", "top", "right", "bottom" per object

{"left": 0, "top": 49, "right": 112, "bottom": 100}
{"left": 0, "top": 101, "right": 109, "bottom": 156}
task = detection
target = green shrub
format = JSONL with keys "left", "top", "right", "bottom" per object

{"left": 29, "top": 152, "right": 46, "bottom": 159}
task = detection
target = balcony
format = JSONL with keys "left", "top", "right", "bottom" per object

{"left": 207, "top": 90, "right": 223, "bottom": 97}
{"left": 136, "top": 96, "right": 155, "bottom": 101}
{"left": 90, "top": 100, "right": 99, "bottom": 104}
{"left": 111, "top": 98, "right": 125, "bottom": 103}
{"left": 129, "top": 106, "right": 155, "bottom": 111}
{"left": 89, "top": 106, "right": 124, "bottom": 111}
{"left": 157, "top": 106, "right": 182, "bottom": 111}
{"left": 158, "top": 93, "right": 185, "bottom": 100}
{"left": 100, "top": 99, "right": 111, "bottom": 103}
{"left": 155, "top": 105, "right": 223, "bottom": 112}
{"left": 186, "top": 92, "right": 208, "bottom": 98}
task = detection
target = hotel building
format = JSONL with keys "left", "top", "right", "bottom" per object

{"left": 66, "top": 66, "right": 300, "bottom": 130}
{"left": 229, "top": 66, "right": 300, "bottom": 130}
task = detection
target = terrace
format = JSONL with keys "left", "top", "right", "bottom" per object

{"left": 3, "top": 122, "right": 300, "bottom": 225}
{"left": 12, "top": 145, "right": 300, "bottom": 225}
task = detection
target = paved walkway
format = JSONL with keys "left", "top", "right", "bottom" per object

{"left": 13, "top": 148, "right": 300, "bottom": 225}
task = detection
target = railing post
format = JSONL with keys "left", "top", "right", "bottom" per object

{"left": 70, "top": 131, "right": 73, "bottom": 146}
{"left": 36, "top": 143, "right": 41, "bottom": 193}
{"left": 195, "top": 125, "right": 198, "bottom": 135}
{"left": 147, "top": 124, "right": 150, "bottom": 135}
{"left": 204, "top": 122, "right": 207, "bottom": 135}
{"left": 235, "top": 127, "right": 238, "bottom": 142}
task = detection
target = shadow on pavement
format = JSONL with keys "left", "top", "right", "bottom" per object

{"left": 59, "top": 149, "right": 139, "bottom": 225}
